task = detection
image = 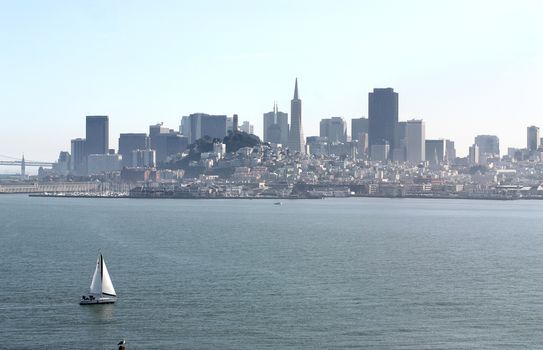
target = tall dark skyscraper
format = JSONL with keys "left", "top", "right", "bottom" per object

{"left": 368, "top": 88, "right": 398, "bottom": 159}
{"left": 85, "top": 116, "right": 109, "bottom": 155}
{"left": 288, "top": 78, "right": 305, "bottom": 154}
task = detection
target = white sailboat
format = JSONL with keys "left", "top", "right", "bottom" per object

{"left": 80, "top": 253, "right": 117, "bottom": 305}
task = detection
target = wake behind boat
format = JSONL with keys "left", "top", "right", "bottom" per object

{"left": 80, "top": 253, "right": 117, "bottom": 305}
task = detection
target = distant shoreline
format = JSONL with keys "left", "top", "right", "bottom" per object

{"left": 22, "top": 193, "right": 538, "bottom": 201}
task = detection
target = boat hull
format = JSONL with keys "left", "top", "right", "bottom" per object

{"left": 80, "top": 296, "right": 116, "bottom": 305}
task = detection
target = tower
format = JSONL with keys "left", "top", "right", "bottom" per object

{"left": 21, "top": 154, "right": 25, "bottom": 178}
{"left": 233, "top": 114, "right": 239, "bottom": 132}
{"left": 86, "top": 116, "right": 109, "bottom": 156}
{"left": 527, "top": 126, "right": 540, "bottom": 152}
{"left": 406, "top": 119, "right": 425, "bottom": 163}
{"left": 368, "top": 88, "right": 398, "bottom": 160}
{"left": 288, "top": 78, "right": 305, "bottom": 154}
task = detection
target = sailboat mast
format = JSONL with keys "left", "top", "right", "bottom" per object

{"left": 100, "top": 254, "right": 103, "bottom": 286}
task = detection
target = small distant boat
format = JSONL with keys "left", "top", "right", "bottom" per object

{"left": 80, "top": 253, "right": 117, "bottom": 305}
{"left": 274, "top": 202, "right": 282, "bottom": 205}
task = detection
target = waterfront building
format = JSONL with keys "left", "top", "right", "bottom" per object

{"left": 86, "top": 116, "right": 109, "bottom": 156}
{"left": 405, "top": 119, "right": 425, "bottom": 163}
{"left": 70, "top": 138, "right": 86, "bottom": 175}
{"left": 351, "top": 117, "right": 369, "bottom": 142}
{"left": 474, "top": 135, "right": 500, "bottom": 157}
{"left": 368, "top": 88, "right": 398, "bottom": 159}
{"left": 119, "top": 133, "right": 149, "bottom": 167}
{"left": 320, "top": 117, "right": 347, "bottom": 143}
{"left": 87, "top": 154, "right": 122, "bottom": 174}
{"left": 288, "top": 79, "right": 305, "bottom": 154}
{"left": 527, "top": 126, "right": 540, "bottom": 151}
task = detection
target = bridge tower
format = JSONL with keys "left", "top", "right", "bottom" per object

{"left": 21, "top": 154, "right": 26, "bottom": 178}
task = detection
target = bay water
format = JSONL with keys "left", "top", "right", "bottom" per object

{"left": 1, "top": 195, "right": 543, "bottom": 349}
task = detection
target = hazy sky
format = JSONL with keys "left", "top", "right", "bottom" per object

{"left": 1, "top": 0, "right": 542, "bottom": 165}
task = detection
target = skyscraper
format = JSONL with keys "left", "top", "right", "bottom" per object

{"left": 240, "top": 121, "right": 254, "bottom": 134}
{"left": 119, "top": 133, "right": 149, "bottom": 167}
{"left": 527, "top": 126, "right": 540, "bottom": 151}
{"left": 183, "top": 113, "right": 227, "bottom": 143}
{"left": 368, "top": 88, "right": 398, "bottom": 160}
{"left": 351, "top": 117, "right": 369, "bottom": 142}
{"left": 445, "top": 140, "right": 456, "bottom": 163}
{"left": 469, "top": 144, "right": 480, "bottom": 165}
{"left": 85, "top": 116, "right": 109, "bottom": 155}
{"left": 263, "top": 103, "right": 289, "bottom": 145}
{"left": 406, "top": 119, "right": 425, "bottom": 163}
{"left": 474, "top": 135, "right": 500, "bottom": 157}
{"left": 149, "top": 123, "right": 170, "bottom": 150}
{"left": 71, "top": 138, "right": 87, "bottom": 175}
{"left": 320, "top": 117, "right": 347, "bottom": 143}
{"left": 288, "top": 79, "right": 305, "bottom": 154}
{"left": 425, "top": 139, "right": 446, "bottom": 165}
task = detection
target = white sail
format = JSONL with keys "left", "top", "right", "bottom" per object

{"left": 89, "top": 255, "right": 102, "bottom": 295}
{"left": 101, "top": 257, "right": 116, "bottom": 296}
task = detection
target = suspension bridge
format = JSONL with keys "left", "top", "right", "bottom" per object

{"left": 0, "top": 154, "right": 55, "bottom": 175}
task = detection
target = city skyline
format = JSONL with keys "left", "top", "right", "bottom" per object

{"left": 1, "top": 1, "right": 543, "bottom": 164}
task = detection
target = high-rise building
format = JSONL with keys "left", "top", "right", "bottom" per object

{"left": 180, "top": 116, "right": 190, "bottom": 136}
{"left": 320, "top": 117, "right": 347, "bottom": 143}
{"left": 131, "top": 149, "right": 156, "bottom": 168}
{"left": 474, "top": 135, "right": 500, "bottom": 157}
{"left": 445, "top": 140, "right": 456, "bottom": 163}
{"left": 469, "top": 144, "right": 480, "bottom": 165}
{"left": 288, "top": 79, "right": 305, "bottom": 154}
{"left": 527, "top": 126, "right": 540, "bottom": 151}
{"left": 85, "top": 116, "right": 109, "bottom": 156}
{"left": 119, "top": 133, "right": 149, "bottom": 167}
{"left": 233, "top": 114, "right": 239, "bottom": 132}
{"left": 240, "top": 121, "right": 254, "bottom": 134}
{"left": 392, "top": 121, "right": 407, "bottom": 162}
{"left": 405, "top": 119, "right": 425, "bottom": 163}
{"left": 368, "top": 88, "right": 398, "bottom": 159}
{"left": 370, "top": 142, "right": 390, "bottom": 162}
{"left": 425, "top": 139, "right": 446, "bottom": 164}
{"left": 154, "top": 132, "right": 189, "bottom": 163}
{"left": 87, "top": 154, "right": 122, "bottom": 174}
{"left": 149, "top": 123, "right": 170, "bottom": 150}
{"left": 56, "top": 151, "right": 71, "bottom": 175}
{"left": 357, "top": 132, "right": 369, "bottom": 157}
{"left": 70, "top": 138, "right": 86, "bottom": 175}
{"left": 306, "top": 136, "right": 328, "bottom": 156}
{"left": 263, "top": 103, "right": 289, "bottom": 145}
{"left": 351, "top": 117, "right": 369, "bottom": 142}
{"left": 182, "top": 113, "right": 227, "bottom": 143}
